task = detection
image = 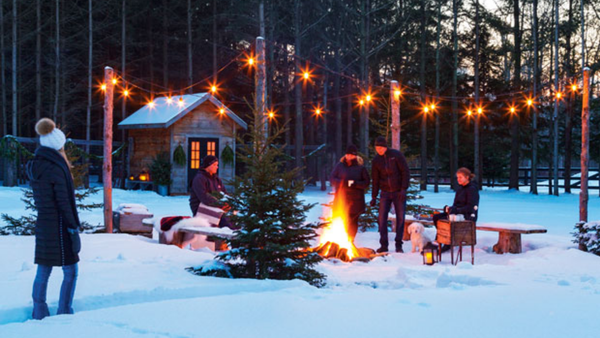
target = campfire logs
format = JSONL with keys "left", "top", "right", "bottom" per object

{"left": 310, "top": 241, "right": 381, "bottom": 263}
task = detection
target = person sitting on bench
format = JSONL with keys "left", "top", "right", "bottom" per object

{"left": 433, "top": 167, "right": 480, "bottom": 252}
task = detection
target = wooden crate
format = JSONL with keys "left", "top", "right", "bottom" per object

{"left": 114, "top": 211, "right": 154, "bottom": 234}
{"left": 436, "top": 220, "right": 476, "bottom": 246}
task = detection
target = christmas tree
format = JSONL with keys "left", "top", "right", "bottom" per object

{"left": 191, "top": 108, "right": 326, "bottom": 287}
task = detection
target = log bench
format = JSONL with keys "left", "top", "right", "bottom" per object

{"left": 476, "top": 223, "right": 547, "bottom": 254}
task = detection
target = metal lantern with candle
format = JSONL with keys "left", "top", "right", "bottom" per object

{"left": 422, "top": 242, "right": 438, "bottom": 265}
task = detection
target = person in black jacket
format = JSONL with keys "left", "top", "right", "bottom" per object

{"left": 370, "top": 136, "right": 410, "bottom": 253}
{"left": 189, "top": 155, "right": 232, "bottom": 228}
{"left": 329, "top": 145, "right": 370, "bottom": 242}
{"left": 433, "top": 167, "right": 480, "bottom": 251}
{"left": 27, "top": 118, "right": 81, "bottom": 320}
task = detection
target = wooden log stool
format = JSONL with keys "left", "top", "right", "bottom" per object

{"left": 435, "top": 220, "right": 476, "bottom": 265}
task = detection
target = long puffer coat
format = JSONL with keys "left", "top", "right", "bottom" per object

{"left": 26, "top": 147, "right": 81, "bottom": 266}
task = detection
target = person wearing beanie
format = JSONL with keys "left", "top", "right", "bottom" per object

{"left": 27, "top": 118, "right": 81, "bottom": 319}
{"left": 189, "top": 155, "right": 233, "bottom": 229}
{"left": 329, "top": 144, "right": 370, "bottom": 242}
{"left": 370, "top": 136, "right": 410, "bottom": 253}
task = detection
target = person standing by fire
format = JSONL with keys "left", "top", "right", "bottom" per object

{"left": 370, "top": 136, "right": 410, "bottom": 253}
{"left": 329, "top": 145, "right": 370, "bottom": 242}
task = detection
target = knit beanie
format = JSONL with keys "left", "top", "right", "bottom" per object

{"left": 345, "top": 144, "right": 358, "bottom": 155}
{"left": 35, "top": 118, "right": 66, "bottom": 151}
{"left": 374, "top": 136, "right": 387, "bottom": 147}
{"left": 201, "top": 155, "right": 218, "bottom": 169}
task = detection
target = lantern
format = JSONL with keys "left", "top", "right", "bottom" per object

{"left": 139, "top": 173, "right": 149, "bottom": 181}
{"left": 422, "top": 242, "right": 439, "bottom": 266}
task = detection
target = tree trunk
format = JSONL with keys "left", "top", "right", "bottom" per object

{"left": 474, "top": 0, "right": 481, "bottom": 187}
{"left": 419, "top": 0, "right": 427, "bottom": 191}
{"left": 283, "top": 54, "right": 291, "bottom": 156}
{"left": 1, "top": 0, "right": 6, "bottom": 136}
{"left": 187, "top": 0, "right": 193, "bottom": 93}
{"left": 294, "top": 0, "right": 303, "bottom": 175}
{"left": 434, "top": 0, "right": 441, "bottom": 193}
{"left": 86, "top": 0, "right": 92, "bottom": 154}
{"left": 531, "top": 0, "right": 539, "bottom": 195}
{"left": 35, "top": 0, "right": 41, "bottom": 122}
{"left": 509, "top": 0, "right": 521, "bottom": 190}
{"left": 120, "top": 0, "right": 127, "bottom": 188}
{"left": 451, "top": 0, "right": 459, "bottom": 189}
{"left": 563, "top": 0, "right": 574, "bottom": 193}
{"left": 162, "top": 0, "right": 168, "bottom": 87}
{"left": 53, "top": 0, "right": 60, "bottom": 122}
{"left": 346, "top": 79, "right": 353, "bottom": 148}
{"left": 334, "top": 70, "right": 342, "bottom": 161}
{"left": 552, "top": 0, "right": 559, "bottom": 196}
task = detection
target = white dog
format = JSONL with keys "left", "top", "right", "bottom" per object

{"left": 407, "top": 222, "right": 433, "bottom": 253}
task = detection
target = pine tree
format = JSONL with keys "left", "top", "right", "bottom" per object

{"left": 1, "top": 144, "right": 103, "bottom": 235}
{"left": 192, "top": 108, "right": 325, "bottom": 287}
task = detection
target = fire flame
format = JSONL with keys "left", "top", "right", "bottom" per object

{"left": 318, "top": 193, "right": 360, "bottom": 259}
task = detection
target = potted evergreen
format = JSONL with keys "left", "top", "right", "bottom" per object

{"left": 150, "top": 152, "right": 173, "bottom": 196}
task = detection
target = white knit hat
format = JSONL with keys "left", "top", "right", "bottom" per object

{"left": 35, "top": 118, "right": 66, "bottom": 151}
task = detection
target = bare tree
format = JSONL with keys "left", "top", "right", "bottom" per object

{"left": 531, "top": 0, "right": 539, "bottom": 195}
{"left": 53, "top": 0, "right": 60, "bottom": 122}
{"left": 1, "top": 0, "right": 6, "bottom": 136}
{"left": 509, "top": 0, "right": 521, "bottom": 190}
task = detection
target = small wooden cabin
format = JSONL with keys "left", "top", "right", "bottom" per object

{"left": 118, "top": 93, "right": 247, "bottom": 195}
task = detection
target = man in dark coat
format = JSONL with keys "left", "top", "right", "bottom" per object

{"left": 189, "top": 155, "right": 232, "bottom": 228}
{"left": 370, "top": 136, "right": 410, "bottom": 253}
{"left": 330, "top": 145, "right": 370, "bottom": 242}
{"left": 27, "top": 118, "right": 81, "bottom": 320}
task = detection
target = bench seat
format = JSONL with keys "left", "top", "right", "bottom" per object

{"left": 476, "top": 222, "right": 547, "bottom": 254}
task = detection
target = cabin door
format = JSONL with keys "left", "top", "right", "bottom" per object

{"left": 187, "top": 137, "right": 219, "bottom": 191}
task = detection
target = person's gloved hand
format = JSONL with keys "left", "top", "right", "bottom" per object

{"left": 370, "top": 199, "right": 377, "bottom": 207}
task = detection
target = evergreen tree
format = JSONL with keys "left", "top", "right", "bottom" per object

{"left": 192, "top": 108, "right": 325, "bottom": 287}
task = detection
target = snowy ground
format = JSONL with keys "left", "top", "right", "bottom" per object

{"left": 1, "top": 185, "right": 600, "bottom": 337}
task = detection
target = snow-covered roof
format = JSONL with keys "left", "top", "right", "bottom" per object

{"left": 118, "top": 93, "right": 247, "bottom": 130}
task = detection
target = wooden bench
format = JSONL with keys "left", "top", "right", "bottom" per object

{"left": 476, "top": 223, "right": 547, "bottom": 254}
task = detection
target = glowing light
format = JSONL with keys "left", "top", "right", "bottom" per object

{"left": 248, "top": 57, "right": 254, "bottom": 66}
{"left": 112, "top": 78, "right": 117, "bottom": 85}
{"left": 211, "top": 85, "right": 217, "bottom": 93}
{"left": 123, "top": 90, "right": 129, "bottom": 97}
{"left": 510, "top": 106, "right": 516, "bottom": 114}
{"left": 101, "top": 84, "right": 107, "bottom": 91}
{"left": 177, "top": 97, "right": 185, "bottom": 107}
{"left": 477, "top": 107, "right": 483, "bottom": 115}
{"left": 423, "top": 106, "right": 430, "bottom": 113}
{"left": 166, "top": 96, "right": 173, "bottom": 104}
{"left": 556, "top": 92, "right": 562, "bottom": 99}
{"left": 315, "top": 108, "right": 321, "bottom": 115}
{"left": 148, "top": 101, "right": 155, "bottom": 108}
{"left": 366, "top": 95, "right": 372, "bottom": 102}
{"left": 139, "top": 174, "right": 149, "bottom": 181}
{"left": 571, "top": 84, "right": 578, "bottom": 92}
{"left": 467, "top": 110, "right": 473, "bottom": 116}
{"left": 219, "top": 108, "right": 225, "bottom": 115}
{"left": 268, "top": 111, "right": 275, "bottom": 119}
{"left": 527, "top": 99, "right": 533, "bottom": 106}
{"left": 394, "top": 90, "right": 402, "bottom": 97}
{"left": 430, "top": 104, "right": 436, "bottom": 110}
{"left": 359, "top": 99, "right": 365, "bottom": 106}
{"left": 303, "top": 72, "right": 310, "bottom": 80}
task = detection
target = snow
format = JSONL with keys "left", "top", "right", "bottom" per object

{"left": 115, "top": 203, "right": 150, "bottom": 215}
{"left": 1, "top": 185, "right": 600, "bottom": 337}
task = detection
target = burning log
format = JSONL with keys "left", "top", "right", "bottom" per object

{"left": 336, "top": 248, "right": 349, "bottom": 261}
{"left": 326, "top": 243, "right": 340, "bottom": 259}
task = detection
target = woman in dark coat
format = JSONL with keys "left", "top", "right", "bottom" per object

{"left": 27, "top": 118, "right": 81, "bottom": 320}
{"left": 329, "top": 145, "right": 370, "bottom": 242}
{"left": 433, "top": 167, "right": 480, "bottom": 251}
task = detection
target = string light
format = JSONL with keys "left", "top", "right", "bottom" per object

{"left": 112, "top": 78, "right": 118, "bottom": 85}
{"left": 430, "top": 104, "right": 436, "bottom": 110}
{"left": 123, "top": 90, "right": 129, "bottom": 97}
{"left": 248, "top": 57, "right": 254, "bottom": 66}
{"left": 571, "top": 84, "right": 578, "bottom": 92}
{"left": 477, "top": 107, "right": 483, "bottom": 115}
{"left": 527, "top": 99, "right": 533, "bottom": 107}
{"left": 166, "top": 96, "right": 173, "bottom": 104}
{"left": 268, "top": 110, "right": 275, "bottom": 119}
{"left": 509, "top": 106, "right": 516, "bottom": 114}
{"left": 366, "top": 95, "right": 372, "bottom": 102}
{"left": 211, "top": 85, "right": 218, "bottom": 94}
{"left": 423, "top": 106, "right": 430, "bottom": 113}
{"left": 556, "top": 92, "right": 563, "bottom": 99}
{"left": 467, "top": 110, "right": 473, "bottom": 116}
{"left": 101, "top": 84, "right": 107, "bottom": 91}
{"left": 219, "top": 107, "right": 225, "bottom": 115}
{"left": 178, "top": 97, "right": 185, "bottom": 107}
{"left": 359, "top": 99, "right": 365, "bottom": 106}
{"left": 316, "top": 108, "right": 321, "bottom": 115}
{"left": 394, "top": 89, "right": 402, "bottom": 97}
{"left": 148, "top": 100, "right": 155, "bottom": 108}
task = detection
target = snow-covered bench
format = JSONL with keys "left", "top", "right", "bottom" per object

{"left": 476, "top": 223, "right": 547, "bottom": 254}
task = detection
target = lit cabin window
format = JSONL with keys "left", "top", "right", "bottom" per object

{"left": 191, "top": 142, "right": 200, "bottom": 169}
{"left": 207, "top": 142, "right": 216, "bottom": 156}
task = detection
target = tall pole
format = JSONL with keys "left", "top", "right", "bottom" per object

{"left": 255, "top": 36, "right": 267, "bottom": 139}
{"left": 552, "top": 0, "right": 559, "bottom": 196}
{"left": 391, "top": 80, "right": 400, "bottom": 150}
{"left": 580, "top": 68, "right": 590, "bottom": 222}
{"left": 103, "top": 67, "right": 115, "bottom": 233}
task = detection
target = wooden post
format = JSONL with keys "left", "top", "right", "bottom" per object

{"left": 103, "top": 66, "right": 114, "bottom": 233}
{"left": 390, "top": 80, "right": 400, "bottom": 150}
{"left": 255, "top": 36, "right": 267, "bottom": 139}
{"left": 580, "top": 67, "right": 590, "bottom": 223}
